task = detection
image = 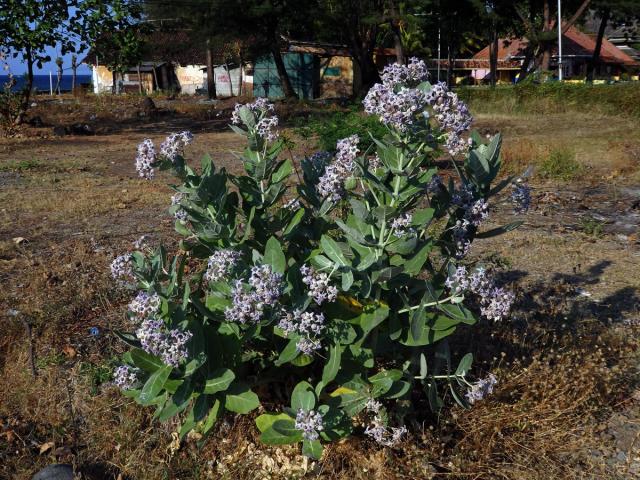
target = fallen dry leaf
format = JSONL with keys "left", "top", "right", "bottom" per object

{"left": 39, "top": 441, "right": 55, "bottom": 454}
{"left": 62, "top": 345, "right": 76, "bottom": 358}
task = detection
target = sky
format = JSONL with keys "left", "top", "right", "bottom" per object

{"left": 5, "top": 44, "right": 92, "bottom": 76}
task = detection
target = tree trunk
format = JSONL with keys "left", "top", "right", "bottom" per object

{"left": 540, "top": 0, "right": 552, "bottom": 71}
{"left": 586, "top": 8, "right": 610, "bottom": 82}
{"left": 71, "top": 58, "right": 77, "bottom": 94}
{"left": 112, "top": 70, "right": 117, "bottom": 94}
{"left": 347, "top": 26, "right": 381, "bottom": 97}
{"left": 489, "top": 23, "right": 498, "bottom": 87}
{"left": 239, "top": 54, "right": 244, "bottom": 96}
{"left": 137, "top": 64, "right": 143, "bottom": 94}
{"left": 206, "top": 40, "right": 217, "bottom": 99}
{"left": 392, "top": 21, "right": 405, "bottom": 65}
{"left": 14, "top": 47, "right": 34, "bottom": 125}
{"left": 271, "top": 44, "right": 297, "bottom": 99}
{"left": 225, "top": 63, "right": 234, "bottom": 97}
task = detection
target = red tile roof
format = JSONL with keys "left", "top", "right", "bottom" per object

{"left": 473, "top": 25, "right": 639, "bottom": 67}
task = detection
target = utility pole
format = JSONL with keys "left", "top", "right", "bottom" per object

{"left": 557, "top": 0, "right": 563, "bottom": 81}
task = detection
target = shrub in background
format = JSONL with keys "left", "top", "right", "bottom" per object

{"left": 110, "top": 59, "right": 529, "bottom": 459}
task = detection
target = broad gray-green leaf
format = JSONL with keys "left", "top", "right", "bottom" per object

{"left": 139, "top": 364, "right": 172, "bottom": 405}
{"left": 203, "top": 368, "right": 235, "bottom": 394}
{"left": 225, "top": 383, "right": 260, "bottom": 413}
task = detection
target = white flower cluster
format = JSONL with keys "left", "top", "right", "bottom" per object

{"left": 160, "top": 131, "right": 193, "bottom": 162}
{"left": 128, "top": 291, "right": 161, "bottom": 320}
{"left": 204, "top": 249, "right": 241, "bottom": 283}
{"left": 278, "top": 309, "right": 326, "bottom": 354}
{"left": 300, "top": 264, "right": 338, "bottom": 305}
{"left": 110, "top": 253, "right": 134, "bottom": 281}
{"left": 445, "top": 266, "right": 515, "bottom": 321}
{"left": 390, "top": 213, "right": 415, "bottom": 237}
{"left": 136, "top": 318, "right": 192, "bottom": 367}
{"left": 113, "top": 365, "right": 140, "bottom": 390}
{"left": 295, "top": 408, "right": 324, "bottom": 441}
{"left": 225, "top": 264, "right": 283, "bottom": 324}
{"left": 231, "top": 98, "right": 278, "bottom": 141}
{"left": 363, "top": 398, "right": 407, "bottom": 447}
{"left": 465, "top": 373, "right": 498, "bottom": 404}
{"left": 170, "top": 192, "right": 188, "bottom": 222}
{"left": 317, "top": 135, "right": 359, "bottom": 202}
{"left": 380, "top": 58, "right": 429, "bottom": 87}
{"left": 425, "top": 82, "right": 473, "bottom": 156}
{"left": 135, "top": 139, "right": 156, "bottom": 179}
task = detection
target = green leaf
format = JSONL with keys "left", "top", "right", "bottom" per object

{"left": 438, "top": 304, "right": 477, "bottom": 325}
{"left": 341, "top": 270, "right": 354, "bottom": 291}
{"left": 203, "top": 368, "right": 235, "bottom": 394}
{"left": 359, "top": 305, "right": 389, "bottom": 337}
{"left": 130, "top": 348, "right": 164, "bottom": 373}
{"left": 322, "top": 344, "right": 342, "bottom": 385}
{"left": 275, "top": 338, "right": 300, "bottom": 366}
{"left": 201, "top": 397, "right": 223, "bottom": 436}
{"left": 139, "top": 365, "right": 172, "bottom": 405}
{"left": 225, "top": 383, "right": 260, "bottom": 413}
{"left": 283, "top": 207, "right": 305, "bottom": 237}
{"left": 272, "top": 159, "right": 293, "bottom": 183}
{"left": 291, "top": 381, "right": 315, "bottom": 411}
{"left": 455, "top": 353, "right": 473, "bottom": 376}
{"left": 256, "top": 413, "right": 292, "bottom": 433}
{"left": 302, "top": 439, "right": 323, "bottom": 459}
{"left": 400, "top": 325, "right": 457, "bottom": 346}
{"left": 260, "top": 419, "right": 303, "bottom": 445}
{"left": 264, "top": 236, "right": 286, "bottom": 273}
{"left": 320, "top": 235, "right": 348, "bottom": 267}
{"left": 412, "top": 207, "right": 435, "bottom": 226}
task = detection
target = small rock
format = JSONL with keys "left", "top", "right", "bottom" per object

{"left": 13, "top": 236, "right": 27, "bottom": 245}
{"left": 28, "top": 116, "right": 44, "bottom": 127}
{"left": 69, "top": 123, "right": 94, "bottom": 135}
{"left": 32, "top": 464, "right": 73, "bottom": 480}
{"left": 52, "top": 126, "right": 66, "bottom": 137}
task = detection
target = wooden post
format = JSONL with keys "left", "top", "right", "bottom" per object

{"left": 137, "top": 63, "right": 143, "bottom": 94}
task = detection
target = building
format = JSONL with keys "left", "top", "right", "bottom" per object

{"left": 469, "top": 25, "right": 640, "bottom": 83}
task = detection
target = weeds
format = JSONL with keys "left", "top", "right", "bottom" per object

{"left": 580, "top": 216, "right": 606, "bottom": 237}
{"left": 540, "top": 148, "right": 583, "bottom": 180}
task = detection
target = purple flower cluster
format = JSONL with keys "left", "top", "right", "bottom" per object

{"left": 317, "top": 135, "right": 359, "bottom": 201}
{"left": 364, "top": 399, "right": 407, "bottom": 447}
{"left": 450, "top": 185, "right": 489, "bottom": 257}
{"left": 278, "top": 309, "right": 326, "bottom": 354}
{"left": 128, "top": 291, "right": 161, "bottom": 320}
{"left": 224, "top": 265, "right": 283, "bottom": 324}
{"left": 231, "top": 97, "right": 274, "bottom": 124}
{"left": 256, "top": 116, "right": 279, "bottom": 142}
{"left": 425, "top": 82, "right": 473, "bottom": 156}
{"left": 511, "top": 182, "right": 531, "bottom": 213}
{"left": 284, "top": 198, "right": 301, "bottom": 211}
{"left": 205, "top": 249, "right": 241, "bottom": 283}
{"left": 111, "top": 253, "right": 134, "bottom": 281}
{"left": 391, "top": 213, "right": 415, "bottom": 237}
{"left": 363, "top": 83, "right": 427, "bottom": 131}
{"left": 380, "top": 58, "right": 429, "bottom": 88}
{"left": 113, "top": 365, "right": 140, "bottom": 390}
{"left": 445, "top": 266, "right": 514, "bottom": 321}
{"left": 295, "top": 408, "right": 324, "bottom": 441}
{"left": 136, "top": 318, "right": 192, "bottom": 367}
{"left": 300, "top": 264, "right": 338, "bottom": 305}
{"left": 170, "top": 192, "right": 188, "bottom": 222}
{"left": 231, "top": 98, "right": 279, "bottom": 141}
{"left": 465, "top": 373, "right": 498, "bottom": 404}
{"left": 135, "top": 139, "right": 156, "bottom": 179}
{"left": 160, "top": 131, "right": 193, "bottom": 162}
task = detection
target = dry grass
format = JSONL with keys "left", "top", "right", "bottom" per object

{"left": 1, "top": 100, "right": 639, "bottom": 479}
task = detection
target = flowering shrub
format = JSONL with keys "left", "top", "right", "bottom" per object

{"left": 111, "top": 59, "right": 529, "bottom": 459}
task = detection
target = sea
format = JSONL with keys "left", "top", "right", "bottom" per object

{"left": 1, "top": 74, "right": 93, "bottom": 93}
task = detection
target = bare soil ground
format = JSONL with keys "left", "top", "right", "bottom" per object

{"left": 0, "top": 98, "right": 639, "bottom": 479}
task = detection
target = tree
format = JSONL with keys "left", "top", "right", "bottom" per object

{"left": 71, "top": 54, "right": 78, "bottom": 92}
{"left": 587, "top": 1, "right": 640, "bottom": 82}
{"left": 0, "top": 0, "right": 145, "bottom": 123}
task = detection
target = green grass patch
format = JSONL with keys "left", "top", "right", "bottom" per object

{"left": 458, "top": 82, "right": 640, "bottom": 118}
{"left": 539, "top": 147, "right": 583, "bottom": 180}
{"left": 0, "top": 159, "right": 44, "bottom": 171}
{"left": 293, "top": 107, "right": 387, "bottom": 152}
